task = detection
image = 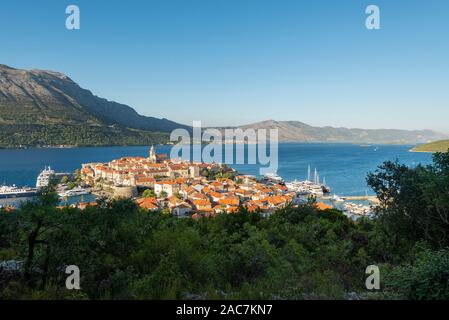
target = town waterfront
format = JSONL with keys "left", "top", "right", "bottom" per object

{"left": 0, "top": 143, "right": 432, "bottom": 197}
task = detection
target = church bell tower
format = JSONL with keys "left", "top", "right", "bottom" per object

{"left": 149, "top": 145, "right": 157, "bottom": 163}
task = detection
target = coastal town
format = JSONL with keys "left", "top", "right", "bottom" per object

{"left": 0, "top": 145, "right": 377, "bottom": 219}
{"left": 78, "top": 146, "right": 298, "bottom": 217}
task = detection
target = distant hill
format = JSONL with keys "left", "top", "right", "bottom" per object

{"left": 0, "top": 64, "right": 189, "bottom": 147}
{"left": 411, "top": 140, "right": 449, "bottom": 153}
{"left": 219, "top": 120, "right": 449, "bottom": 144}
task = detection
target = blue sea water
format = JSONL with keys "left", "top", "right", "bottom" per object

{"left": 0, "top": 144, "right": 433, "bottom": 197}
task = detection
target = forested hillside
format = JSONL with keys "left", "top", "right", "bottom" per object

{"left": 0, "top": 124, "right": 169, "bottom": 148}
{"left": 0, "top": 64, "right": 186, "bottom": 147}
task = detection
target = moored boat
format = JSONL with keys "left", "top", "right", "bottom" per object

{"left": 285, "top": 165, "right": 331, "bottom": 197}
{"left": 36, "top": 166, "right": 55, "bottom": 189}
{"left": 343, "top": 202, "right": 372, "bottom": 217}
{"left": 262, "top": 172, "right": 284, "bottom": 184}
{"left": 0, "top": 185, "right": 39, "bottom": 199}
{"left": 58, "top": 187, "right": 90, "bottom": 198}
{"left": 330, "top": 194, "right": 344, "bottom": 202}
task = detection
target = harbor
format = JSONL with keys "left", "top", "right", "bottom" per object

{"left": 263, "top": 165, "right": 375, "bottom": 220}
{"left": 1, "top": 156, "right": 376, "bottom": 220}
{"left": 322, "top": 195, "right": 379, "bottom": 203}
{"left": 0, "top": 165, "right": 93, "bottom": 209}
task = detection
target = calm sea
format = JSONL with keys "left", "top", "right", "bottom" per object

{"left": 0, "top": 144, "right": 432, "bottom": 197}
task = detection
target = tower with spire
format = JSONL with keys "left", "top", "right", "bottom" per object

{"left": 149, "top": 145, "right": 157, "bottom": 163}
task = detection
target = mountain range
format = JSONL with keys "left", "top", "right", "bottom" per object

{"left": 0, "top": 64, "right": 446, "bottom": 147}
{"left": 225, "top": 120, "right": 448, "bottom": 144}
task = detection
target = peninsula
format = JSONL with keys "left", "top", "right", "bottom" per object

{"left": 411, "top": 140, "right": 449, "bottom": 153}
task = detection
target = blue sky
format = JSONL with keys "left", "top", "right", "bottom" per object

{"left": 1, "top": 0, "right": 448, "bottom": 131}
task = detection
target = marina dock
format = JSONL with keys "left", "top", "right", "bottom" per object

{"left": 322, "top": 195, "right": 379, "bottom": 204}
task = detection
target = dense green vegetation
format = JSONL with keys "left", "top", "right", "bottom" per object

{"left": 412, "top": 140, "right": 449, "bottom": 153}
{"left": 1, "top": 152, "right": 449, "bottom": 300}
{"left": 0, "top": 124, "right": 169, "bottom": 148}
{"left": 201, "top": 164, "right": 236, "bottom": 180}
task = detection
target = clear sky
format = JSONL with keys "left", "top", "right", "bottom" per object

{"left": 1, "top": 0, "right": 448, "bottom": 131}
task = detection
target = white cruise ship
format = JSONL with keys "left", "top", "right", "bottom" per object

{"left": 36, "top": 166, "right": 55, "bottom": 189}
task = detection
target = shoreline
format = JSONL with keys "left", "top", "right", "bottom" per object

{"left": 409, "top": 149, "right": 434, "bottom": 153}
{"left": 409, "top": 148, "right": 441, "bottom": 153}
{"left": 1, "top": 141, "right": 418, "bottom": 151}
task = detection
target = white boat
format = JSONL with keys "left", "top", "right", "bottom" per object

{"left": 262, "top": 172, "right": 284, "bottom": 184}
{"left": 286, "top": 180, "right": 324, "bottom": 197}
{"left": 285, "top": 165, "right": 333, "bottom": 197}
{"left": 36, "top": 166, "right": 55, "bottom": 188}
{"left": 343, "top": 202, "right": 372, "bottom": 217}
{"left": 58, "top": 187, "right": 90, "bottom": 198}
{"left": 330, "top": 194, "right": 344, "bottom": 202}
{"left": 0, "top": 185, "right": 39, "bottom": 199}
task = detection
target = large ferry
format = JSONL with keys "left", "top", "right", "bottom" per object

{"left": 0, "top": 185, "right": 39, "bottom": 199}
{"left": 36, "top": 166, "right": 55, "bottom": 189}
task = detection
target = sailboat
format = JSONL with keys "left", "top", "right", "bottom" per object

{"left": 286, "top": 165, "right": 330, "bottom": 196}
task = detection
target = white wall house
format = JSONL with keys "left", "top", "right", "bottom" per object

{"left": 171, "top": 203, "right": 192, "bottom": 217}
{"left": 154, "top": 182, "right": 179, "bottom": 197}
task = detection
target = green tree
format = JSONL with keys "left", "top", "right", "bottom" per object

{"left": 159, "top": 191, "right": 168, "bottom": 199}
{"left": 367, "top": 152, "right": 449, "bottom": 249}
{"left": 133, "top": 250, "right": 183, "bottom": 299}
{"left": 385, "top": 244, "right": 449, "bottom": 300}
{"left": 60, "top": 176, "right": 69, "bottom": 184}
{"left": 142, "top": 189, "right": 155, "bottom": 198}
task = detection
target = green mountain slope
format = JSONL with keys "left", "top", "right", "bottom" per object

{"left": 0, "top": 124, "right": 169, "bottom": 148}
{"left": 0, "top": 64, "right": 187, "bottom": 147}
